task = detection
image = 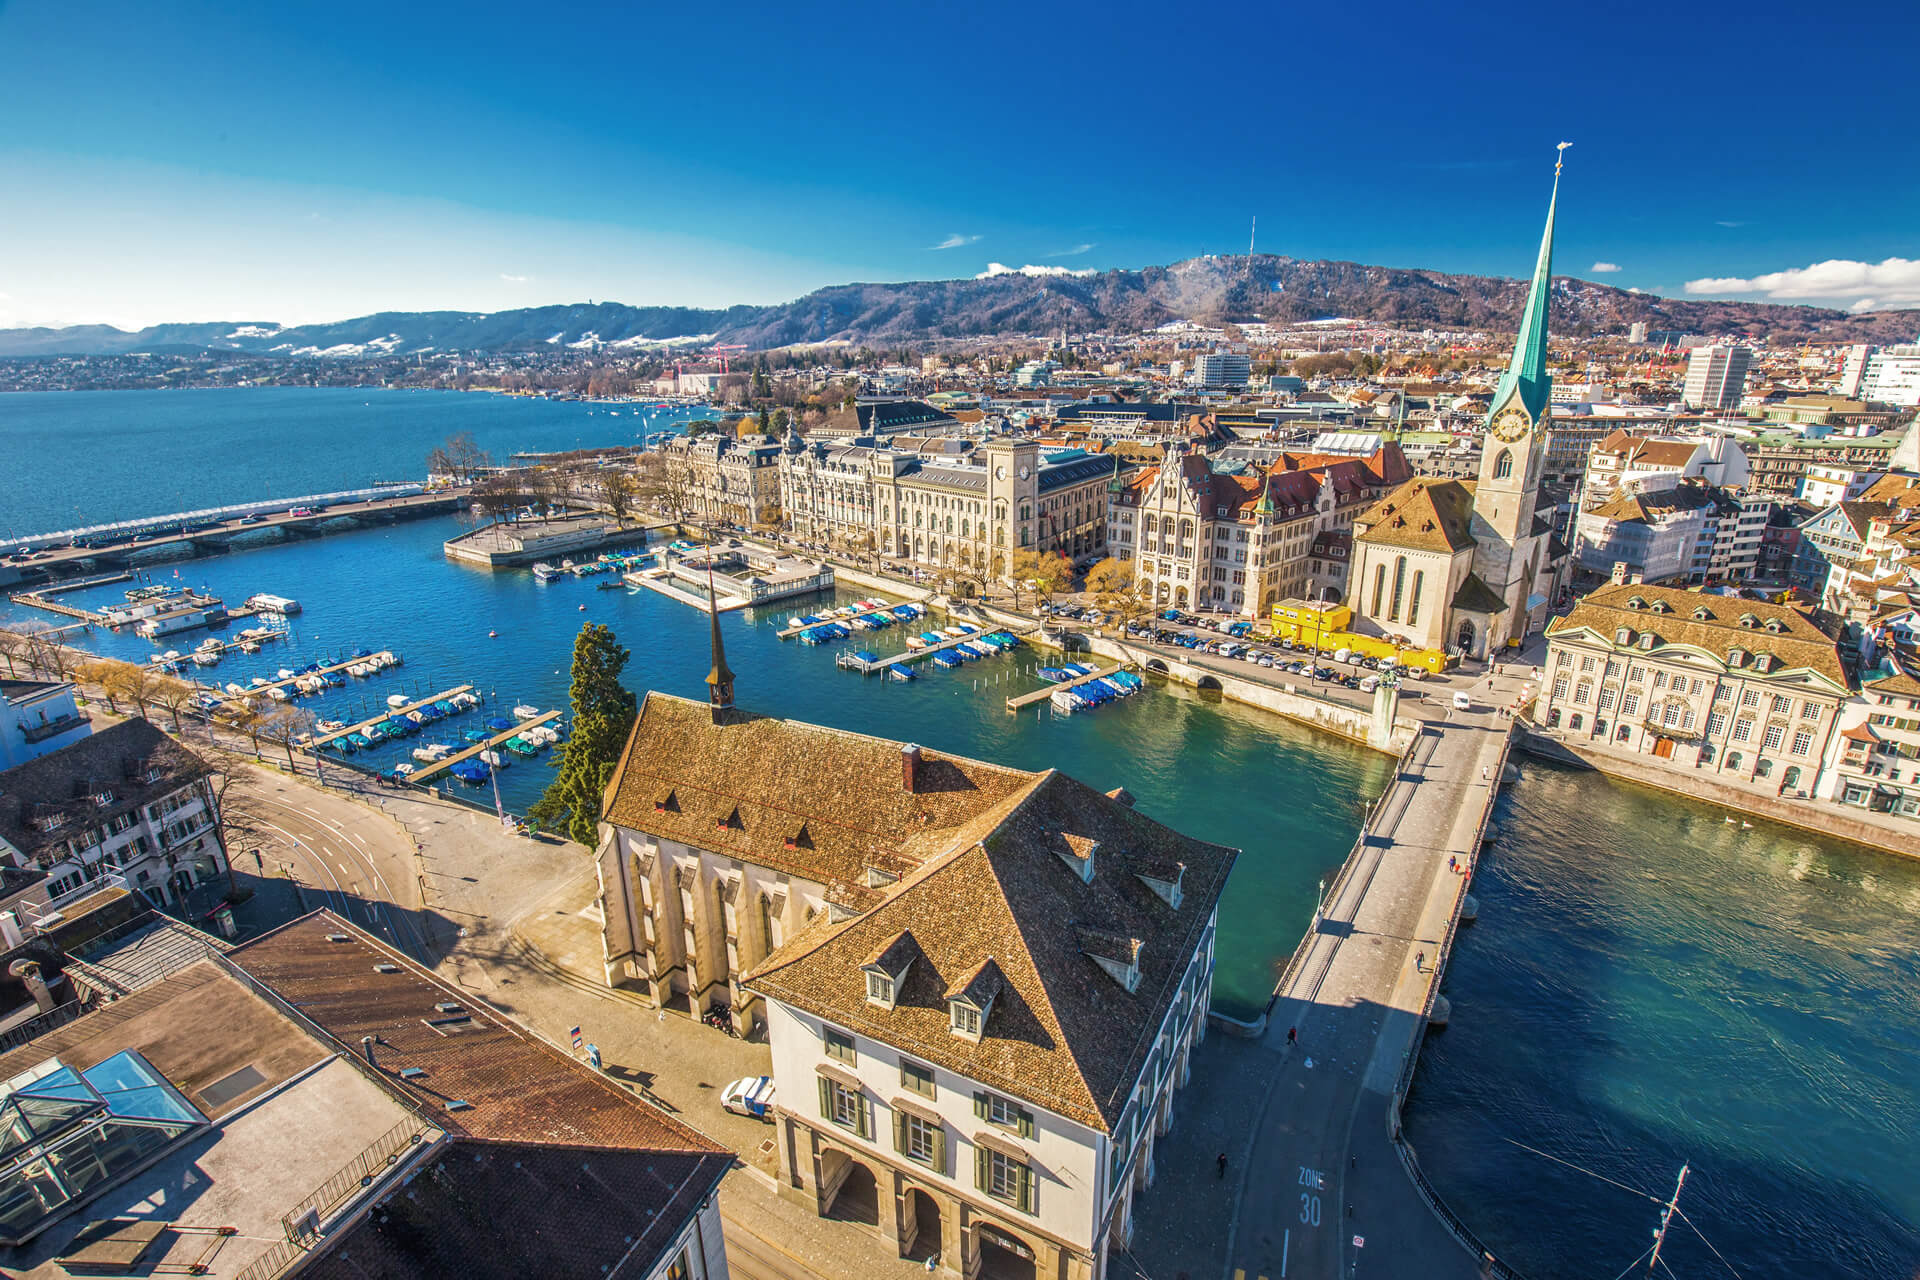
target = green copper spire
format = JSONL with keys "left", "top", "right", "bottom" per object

{"left": 1489, "top": 144, "right": 1567, "bottom": 425}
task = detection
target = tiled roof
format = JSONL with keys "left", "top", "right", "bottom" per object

{"left": 228, "top": 912, "right": 729, "bottom": 1157}
{"left": 1546, "top": 584, "right": 1849, "bottom": 686}
{"left": 1354, "top": 478, "right": 1479, "bottom": 553}
{"left": 603, "top": 693, "right": 1039, "bottom": 906}
{"left": 747, "top": 769, "right": 1237, "bottom": 1132}
{"left": 0, "top": 717, "right": 207, "bottom": 860}
{"left": 1451, "top": 573, "right": 1508, "bottom": 616}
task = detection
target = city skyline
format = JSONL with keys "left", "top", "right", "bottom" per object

{"left": 2, "top": 0, "right": 1918, "bottom": 329}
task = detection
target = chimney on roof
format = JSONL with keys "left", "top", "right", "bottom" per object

{"left": 361, "top": 1035, "right": 378, "bottom": 1069}
{"left": 902, "top": 743, "right": 922, "bottom": 793}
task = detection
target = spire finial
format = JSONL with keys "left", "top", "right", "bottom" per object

{"left": 703, "top": 537, "right": 735, "bottom": 722}
{"left": 1486, "top": 145, "right": 1566, "bottom": 430}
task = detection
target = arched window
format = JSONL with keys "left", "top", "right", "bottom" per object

{"left": 1407, "top": 570, "right": 1424, "bottom": 626}
{"left": 1493, "top": 449, "right": 1514, "bottom": 480}
{"left": 1389, "top": 556, "right": 1408, "bottom": 622}
{"left": 1372, "top": 564, "right": 1387, "bottom": 617}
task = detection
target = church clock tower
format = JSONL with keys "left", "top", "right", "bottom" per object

{"left": 1469, "top": 145, "right": 1567, "bottom": 646}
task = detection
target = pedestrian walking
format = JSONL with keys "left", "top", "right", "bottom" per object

{"left": 1415, "top": 950, "right": 1426, "bottom": 972}
{"left": 1287, "top": 1025, "right": 1297, "bottom": 1045}
{"left": 1216, "top": 1152, "right": 1229, "bottom": 1179}
{"left": 1448, "top": 855, "right": 1456, "bottom": 873}
{"left": 1482, "top": 766, "right": 1490, "bottom": 781}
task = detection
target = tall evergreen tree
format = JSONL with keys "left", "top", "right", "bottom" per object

{"left": 529, "top": 623, "right": 638, "bottom": 846}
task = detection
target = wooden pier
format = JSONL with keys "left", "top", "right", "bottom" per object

{"left": 408, "top": 710, "right": 561, "bottom": 784}
{"left": 777, "top": 606, "right": 907, "bottom": 640}
{"left": 209, "top": 654, "right": 394, "bottom": 708}
{"left": 306, "top": 684, "right": 474, "bottom": 749}
{"left": 1005, "top": 663, "right": 1130, "bottom": 712}
{"left": 840, "top": 630, "right": 1006, "bottom": 676}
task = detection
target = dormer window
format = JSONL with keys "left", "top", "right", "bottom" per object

{"left": 1739, "top": 614, "right": 1759, "bottom": 629}
{"left": 862, "top": 929, "right": 919, "bottom": 1010}
{"left": 1728, "top": 647, "right": 1747, "bottom": 668}
{"left": 1053, "top": 833, "right": 1097, "bottom": 883}
{"left": 1693, "top": 607, "right": 1713, "bottom": 621}
{"left": 950, "top": 1000, "right": 982, "bottom": 1039}
{"left": 1638, "top": 633, "right": 1656, "bottom": 651}
{"left": 1763, "top": 617, "right": 1785, "bottom": 634}
{"left": 1135, "top": 861, "right": 1186, "bottom": 909}
{"left": 1615, "top": 627, "right": 1635, "bottom": 646}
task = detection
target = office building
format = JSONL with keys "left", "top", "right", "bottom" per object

{"left": 1682, "top": 345, "right": 1753, "bottom": 411}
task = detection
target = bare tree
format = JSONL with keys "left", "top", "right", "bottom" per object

{"left": 23, "top": 631, "right": 79, "bottom": 681}
{"left": 255, "top": 704, "right": 315, "bottom": 771}
{"left": 0, "top": 630, "right": 28, "bottom": 678}
{"left": 598, "top": 469, "right": 637, "bottom": 526}
{"left": 148, "top": 676, "right": 199, "bottom": 737}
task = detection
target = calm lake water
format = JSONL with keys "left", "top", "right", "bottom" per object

{"left": 5, "top": 389, "right": 1915, "bottom": 1278}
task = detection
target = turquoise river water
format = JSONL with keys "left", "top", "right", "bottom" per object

{"left": 1, "top": 389, "right": 1914, "bottom": 1278}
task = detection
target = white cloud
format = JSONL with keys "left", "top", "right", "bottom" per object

{"left": 1715, "top": 220, "right": 1745, "bottom": 229}
{"left": 1589, "top": 261, "right": 1622, "bottom": 273}
{"left": 929, "top": 233, "right": 982, "bottom": 251}
{"left": 500, "top": 273, "right": 530, "bottom": 283}
{"left": 1048, "top": 243, "right": 1096, "bottom": 258}
{"left": 975, "top": 262, "right": 1096, "bottom": 280}
{"left": 1683, "top": 256, "right": 1920, "bottom": 309}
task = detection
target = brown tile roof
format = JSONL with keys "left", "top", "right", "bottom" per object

{"left": 228, "top": 912, "right": 729, "bottom": 1157}
{"left": 0, "top": 717, "right": 208, "bottom": 861}
{"left": 1546, "top": 584, "right": 1850, "bottom": 686}
{"left": 746, "top": 770, "right": 1237, "bottom": 1132}
{"left": 603, "top": 693, "right": 1039, "bottom": 906}
{"left": 1354, "top": 478, "right": 1479, "bottom": 553}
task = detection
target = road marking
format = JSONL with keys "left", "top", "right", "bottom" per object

{"left": 1281, "top": 1229, "right": 1289, "bottom": 1276}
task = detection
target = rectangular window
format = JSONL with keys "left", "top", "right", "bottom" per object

{"left": 1628, "top": 666, "right": 1646, "bottom": 683}
{"left": 1598, "top": 688, "right": 1617, "bottom": 711}
{"left": 1575, "top": 682, "right": 1592, "bottom": 704}
{"left": 1621, "top": 693, "right": 1641, "bottom": 716}
{"left": 1742, "top": 690, "right": 1760, "bottom": 708}
{"left": 900, "top": 1112, "right": 939, "bottom": 1164}
{"left": 975, "top": 1091, "right": 1035, "bottom": 1138}
{"left": 824, "top": 1027, "right": 856, "bottom": 1065}
{"left": 866, "top": 972, "right": 893, "bottom": 1005}
{"left": 819, "top": 1078, "right": 871, "bottom": 1139}
{"left": 1556, "top": 651, "right": 1571, "bottom": 667}
{"left": 1691, "top": 679, "right": 1705, "bottom": 696}
{"left": 1552, "top": 677, "right": 1569, "bottom": 699}
{"left": 1581, "top": 656, "right": 1596, "bottom": 673}
{"left": 1714, "top": 686, "right": 1731, "bottom": 702}
{"left": 900, "top": 1060, "right": 936, "bottom": 1099}
{"left": 1791, "top": 730, "right": 1813, "bottom": 756}
{"left": 1772, "top": 696, "right": 1792, "bottom": 715}
{"left": 977, "top": 1148, "right": 1035, "bottom": 1213}
{"left": 1653, "top": 671, "right": 1667, "bottom": 689}
{"left": 1763, "top": 724, "right": 1785, "bottom": 751}
{"left": 1801, "top": 703, "right": 1821, "bottom": 720}
{"left": 1708, "top": 713, "right": 1726, "bottom": 738}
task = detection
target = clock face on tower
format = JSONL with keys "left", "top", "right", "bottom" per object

{"left": 1491, "top": 406, "right": 1531, "bottom": 443}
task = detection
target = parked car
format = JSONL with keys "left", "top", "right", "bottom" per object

{"left": 240, "top": 514, "right": 266, "bottom": 525}
{"left": 1452, "top": 691, "right": 1473, "bottom": 711}
{"left": 720, "top": 1075, "right": 777, "bottom": 1120}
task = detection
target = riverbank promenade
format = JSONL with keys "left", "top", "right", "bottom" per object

{"left": 1126, "top": 704, "right": 1516, "bottom": 1280}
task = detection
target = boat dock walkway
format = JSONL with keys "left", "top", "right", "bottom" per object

{"left": 210, "top": 654, "right": 392, "bottom": 707}
{"left": 1003, "top": 662, "right": 1129, "bottom": 712}
{"left": 306, "top": 685, "right": 474, "bottom": 749}
{"left": 777, "top": 607, "right": 901, "bottom": 640}
{"left": 8, "top": 571, "right": 136, "bottom": 621}
{"left": 841, "top": 630, "right": 997, "bottom": 676}
{"left": 1212, "top": 708, "right": 1518, "bottom": 1280}
{"left": 189, "top": 630, "right": 288, "bottom": 660}
{"left": 408, "top": 710, "right": 561, "bottom": 784}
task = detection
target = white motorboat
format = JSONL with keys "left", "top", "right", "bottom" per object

{"left": 512, "top": 704, "right": 540, "bottom": 719}
{"left": 387, "top": 694, "right": 410, "bottom": 708}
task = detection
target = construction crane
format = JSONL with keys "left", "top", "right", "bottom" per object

{"left": 708, "top": 344, "right": 748, "bottom": 374}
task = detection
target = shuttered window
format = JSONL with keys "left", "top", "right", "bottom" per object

{"left": 893, "top": 1110, "right": 945, "bottom": 1170}
{"left": 975, "top": 1146, "right": 1035, "bottom": 1214}
{"left": 824, "top": 1027, "right": 856, "bottom": 1065}
{"left": 900, "top": 1060, "right": 936, "bottom": 1099}
{"left": 818, "top": 1077, "right": 871, "bottom": 1140}
{"left": 974, "top": 1091, "right": 1035, "bottom": 1138}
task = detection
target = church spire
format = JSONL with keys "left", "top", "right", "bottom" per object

{"left": 704, "top": 556, "right": 735, "bottom": 722}
{"left": 1490, "top": 144, "right": 1568, "bottom": 425}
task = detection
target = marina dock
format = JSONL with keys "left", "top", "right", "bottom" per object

{"left": 839, "top": 630, "right": 997, "bottom": 675}
{"left": 306, "top": 684, "right": 474, "bottom": 749}
{"left": 1004, "top": 662, "right": 1130, "bottom": 712}
{"left": 624, "top": 568, "right": 751, "bottom": 612}
{"left": 210, "top": 654, "right": 391, "bottom": 707}
{"left": 777, "top": 606, "right": 900, "bottom": 640}
{"left": 408, "top": 710, "right": 561, "bottom": 784}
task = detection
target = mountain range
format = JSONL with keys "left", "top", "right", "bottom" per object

{"left": 5, "top": 255, "right": 1916, "bottom": 358}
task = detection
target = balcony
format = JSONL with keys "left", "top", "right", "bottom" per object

{"left": 19, "top": 712, "right": 90, "bottom": 745}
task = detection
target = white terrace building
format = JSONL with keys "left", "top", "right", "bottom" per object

{"left": 594, "top": 642, "right": 1236, "bottom": 1280}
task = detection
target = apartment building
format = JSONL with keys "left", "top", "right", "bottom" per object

{"left": 1823, "top": 661, "right": 1920, "bottom": 821}
{"left": 1682, "top": 345, "right": 1752, "bottom": 411}
{"left": 656, "top": 431, "right": 785, "bottom": 528}
{"left": 1575, "top": 480, "right": 1769, "bottom": 584}
{"left": 1577, "top": 431, "right": 1750, "bottom": 510}
{"left": 1192, "top": 353, "right": 1251, "bottom": 390}
{"left": 1104, "top": 442, "right": 1408, "bottom": 617}
{"left": 0, "top": 718, "right": 223, "bottom": 908}
{"left": 1538, "top": 585, "right": 1851, "bottom": 794}
{"left": 780, "top": 434, "right": 1111, "bottom": 582}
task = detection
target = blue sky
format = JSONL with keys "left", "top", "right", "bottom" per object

{"left": 3, "top": 0, "right": 1917, "bottom": 329}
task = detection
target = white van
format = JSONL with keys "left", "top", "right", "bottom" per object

{"left": 1360, "top": 675, "right": 1380, "bottom": 694}
{"left": 1451, "top": 691, "right": 1472, "bottom": 711}
{"left": 1332, "top": 647, "right": 1353, "bottom": 664}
